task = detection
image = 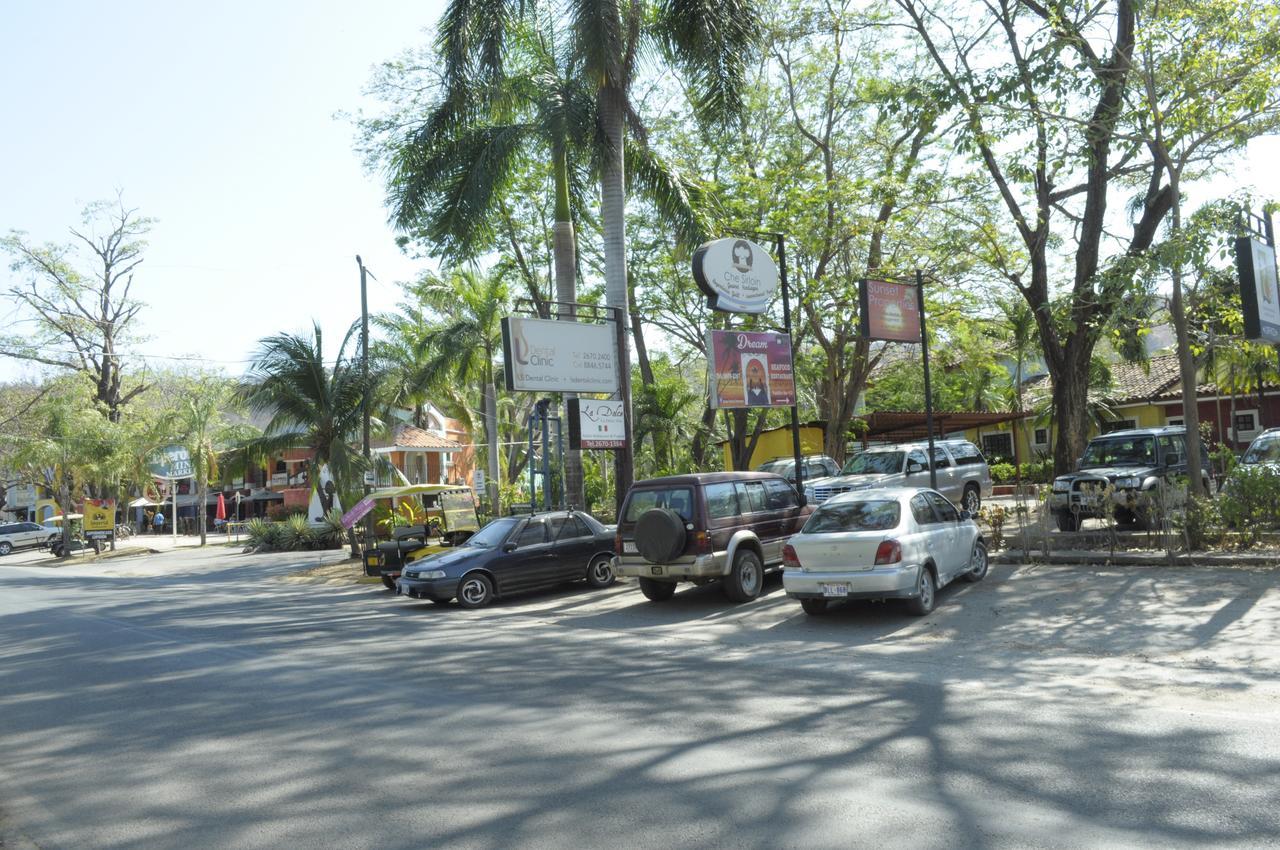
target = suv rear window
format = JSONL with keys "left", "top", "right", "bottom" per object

{"left": 624, "top": 487, "right": 694, "bottom": 522}
{"left": 1244, "top": 433, "right": 1280, "bottom": 465}
{"left": 804, "top": 500, "right": 900, "bottom": 533}
{"left": 948, "top": 442, "right": 985, "bottom": 466}
{"left": 841, "top": 451, "right": 903, "bottom": 475}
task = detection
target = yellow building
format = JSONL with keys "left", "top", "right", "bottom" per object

{"left": 718, "top": 422, "right": 826, "bottom": 471}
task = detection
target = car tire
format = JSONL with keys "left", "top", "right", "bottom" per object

{"left": 381, "top": 575, "right": 397, "bottom": 591}
{"left": 638, "top": 577, "right": 676, "bottom": 601}
{"left": 962, "top": 484, "right": 981, "bottom": 515}
{"left": 723, "top": 549, "right": 764, "bottom": 603}
{"left": 800, "top": 598, "right": 829, "bottom": 615}
{"left": 906, "top": 565, "right": 936, "bottom": 616}
{"left": 960, "top": 540, "right": 988, "bottom": 583}
{"left": 585, "top": 554, "right": 616, "bottom": 589}
{"left": 456, "top": 572, "right": 494, "bottom": 609}
{"left": 0, "top": 542, "right": 11, "bottom": 556}
{"left": 1055, "top": 512, "right": 1079, "bottom": 532}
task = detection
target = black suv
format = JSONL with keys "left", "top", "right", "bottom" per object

{"left": 613, "top": 472, "right": 811, "bottom": 603}
{"left": 1048, "top": 426, "right": 1213, "bottom": 530}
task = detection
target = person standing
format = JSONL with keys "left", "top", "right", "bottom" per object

{"left": 153, "top": 510, "right": 165, "bottom": 534}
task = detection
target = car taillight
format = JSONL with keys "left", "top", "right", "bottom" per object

{"left": 782, "top": 543, "right": 801, "bottom": 568}
{"left": 694, "top": 530, "right": 711, "bottom": 555}
{"left": 615, "top": 532, "right": 623, "bottom": 553}
{"left": 874, "top": 539, "right": 901, "bottom": 565}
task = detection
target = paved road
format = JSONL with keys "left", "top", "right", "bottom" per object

{"left": 2, "top": 546, "right": 1278, "bottom": 849}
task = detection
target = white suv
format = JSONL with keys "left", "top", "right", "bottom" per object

{"left": 0, "top": 522, "right": 58, "bottom": 556}
{"left": 803, "top": 439, "right": 993, "bottom": 514}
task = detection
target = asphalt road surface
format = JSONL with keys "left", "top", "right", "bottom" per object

{"left": 2, "top": 545, "right": 1279, "bottom": 849}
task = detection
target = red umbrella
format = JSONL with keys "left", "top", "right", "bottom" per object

{"left": 215, "top": 492, "right": 227, "bottom": 521}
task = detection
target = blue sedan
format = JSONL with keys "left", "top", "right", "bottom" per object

{"left": 397, "top": 511, "right": 616, "bottom": 608}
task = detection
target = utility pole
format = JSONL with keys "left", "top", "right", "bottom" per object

{"left": 916, "top": 269, "right": 938, "bottom": 491}
{"left": 357, "top": 256, "right": 373, "bottom": 555}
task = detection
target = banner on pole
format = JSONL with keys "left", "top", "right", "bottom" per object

{"left": 1237, "top": 235, "right": 1280, "bottom": 344}
{"left": 858, "top": 279, "right": 922, "bottom": 342}
{"left": 706, "top": 330, "right": 796, "bottom": 409}
{"left": 567, "top": 398, "right": 626, "bottom": 449}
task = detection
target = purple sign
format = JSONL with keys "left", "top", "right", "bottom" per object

{"left": 341, "top": 496, "right": 376, "bottom": 530}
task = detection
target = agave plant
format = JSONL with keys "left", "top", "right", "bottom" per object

{"left": 279, "top": 514, "right": 314, "bottom": 551}
{"left": 244, "top": 517, "right": 278, "bottom": 552}
{"left": 318, "top": 508, "right": 347, "bottom": 550}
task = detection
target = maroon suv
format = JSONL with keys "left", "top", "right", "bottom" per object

{"left": 613, "top": 472, "right": 811, "bottom": 603}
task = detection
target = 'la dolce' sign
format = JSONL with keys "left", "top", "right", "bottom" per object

{"left": 692, "top": 238, "right": 780, "bottom": 314}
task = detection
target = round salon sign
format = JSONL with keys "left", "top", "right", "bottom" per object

{"left": 692, "top": 238, "right": 779, "bottom": 314}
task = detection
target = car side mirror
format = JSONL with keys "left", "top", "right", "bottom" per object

{"left": 1075, "top": 458, "right": 1084, "bottom": 471}
{"left": 502, "top": 541, "right": 517, "bottom": 552}
{"left": 907, "top": 461, "right": 923, "bottom": 473}
{"left": 959, "top": 509, "right": 973, "bottom": 522}
{"left": 1166, "top": 454, "right": 1180, "bottom": 467}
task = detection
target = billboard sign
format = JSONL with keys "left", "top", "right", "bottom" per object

{"left": 692, "top": 238, "right": 780, "bottom": 314}
{"left": 567, "top": 398, "right": 626, "bottom": 449}
{"left": 1236, "top": 236, "right": 1280, "bottom": 344}
{"left": 706, "top": 330, "right": 797, "bottom": 409}
{"left": 82, "top": 499, "right": 116, "bottom": 533}
{"left": 858, "top": 279, "right": 922, "bottom": 342}
{"left": 148, "top": 445, "right": 193, "bottom": 479}
{"left": 501, "top": 317, "right": 619, "bottom": 394}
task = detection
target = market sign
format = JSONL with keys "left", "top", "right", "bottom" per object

{"left": 501, "top": 317, "right": 619, "bottom": 394}
{"left": 858, "top": 279, "right": 921, "bottom": 343}
{"left": 1236, "top": 236, "right": 1280, "bottom": 343}
{"left": 82, "top": 499, "right": 115, "bottom": 533}
{"left": 567, "top": 398, "right": 626, "bottom": 450}
{"left": 692, "top": 238, "right": 780, "bottom": 314}
{"left": 148, "top": 445, "right": 193, "bottom": 479}
{"left": 706, "top": 330, "right": 797, "bottom": 409}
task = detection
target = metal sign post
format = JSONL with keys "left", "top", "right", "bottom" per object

{"left": 916, "top": 269, "right": 938, "bottom": 491}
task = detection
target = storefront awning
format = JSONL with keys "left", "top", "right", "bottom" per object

{"left": 855, "top": 410, "right": 1024, "bottom": 443}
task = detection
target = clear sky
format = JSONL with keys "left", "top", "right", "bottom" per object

{"left": 0, "top": 1, "right": 1277, "bottom": 384}
{"left": 0, "top": 0, "right": 446, "bottom": 381}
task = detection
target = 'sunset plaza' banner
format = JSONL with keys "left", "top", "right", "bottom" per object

{"left": 706, "top": 330, "right": 797, "bottom": 409}
{"left": 859, "top": 279, "right": 922, "bottom": 342}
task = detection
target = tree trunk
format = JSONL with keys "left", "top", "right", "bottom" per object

{"left": 551, "top": 147, "right": 586, "bottom": 511}
{"left": 198, "top": 478, "right": 208, "bottom": 546}
{"left": 59, "top": 480, "right": 72, "bottom": 557}
{"left": 1051, "top": 361, "right": 1091, "bottom": 474}
{"left": 599, "top": 83, "right": 633, "bottom": 503}
{"left": 484, "top": 379, "right": 501, "bottom": 515}
{"left": 1166, "top": 186, "right": 1204, "bottom": 497}
{"left": 691, "top": 404, "right": 718, "bottom": 469}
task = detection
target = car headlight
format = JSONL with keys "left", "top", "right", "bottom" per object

{"left": 804, "top": 487, "right": 815, "bottom": 501}
{"left": 1051, "top": 480, "right": 1070, "bottom": 493}
{"left": 1114, "top": 476, "right": 1140, "bottom": 489}
{"left": 420, "top": 570, "right": 447, "bottom": 580}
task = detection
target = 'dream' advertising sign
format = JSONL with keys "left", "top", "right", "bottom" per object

{"left": 706, "top": 330, "right": 797, "bottom": 409}
{"left": 858, "top": 279, "right": 922, "bottom": 343}
{"left": 1236, "top": 236, "right": 1280, "bottom": 344}
{"left": 501, "top": 317, "right": 619, "bottom": 394}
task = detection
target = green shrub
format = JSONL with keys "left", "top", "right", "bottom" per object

{"left": 1177, "top": 495, "right": 1223, "bottom": 551}
{"left": 318, "top": 508, "right": 347, "bottom": 549}
{"left": 245, "top": 517, "right": 281, "bottom": 551}
{"left": 989, "top": 463, "right": 1015, "bottom": 484}
{"left": 278, "top": 514, "right": 314, "bottom": 550}
{"left": 1220, "top": 465, "right": 1280, "bottom": 546}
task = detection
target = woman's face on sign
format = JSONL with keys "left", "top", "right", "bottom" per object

{"left": 747, "top": 360, "right": 766, "bottom": 389}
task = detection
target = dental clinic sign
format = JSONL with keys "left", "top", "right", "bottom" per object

{"left": 501, "top": 316, "right": 619, "bottom": 394}
{"left": 692, "top": 238, "right": 779, "bottom": 314}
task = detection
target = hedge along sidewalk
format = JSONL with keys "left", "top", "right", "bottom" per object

{"left": 993, "top": 548, "right": 1280, "bottom": 567}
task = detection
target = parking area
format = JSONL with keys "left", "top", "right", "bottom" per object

{"left": 1, "top": 548, "right": 1278, "bottom": 848}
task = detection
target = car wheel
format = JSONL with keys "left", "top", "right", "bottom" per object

{"left": 381, "top": 575, "right": 397, "bottom": 591}
{"left": 962, "top": 484, "right": 981, "bottom": 515}
{"left": 800, "top": 598, "right": 829, "bottom": 615}
{"left": 638, "top": 577, "right": 676, "bottom": 602}
{"left": 961, "top": 540, "right": 988, "bottom": 583}
{"left": 1055, "top": 511, "right": 1079, "bottom": 532}
{"left": 723, "top": 549, "right": 764, "bottom": 603}
{"left": 906, "top": 566, "right": 936, "bottom": 616}
{"left": 585, "top": 554, "right": 616, "bottom": 589}
{"left": 0, "top": 542, "right": 11, "bottom": 556}
{"left": 456, "top": 573, "right": 494, "bottom": 609}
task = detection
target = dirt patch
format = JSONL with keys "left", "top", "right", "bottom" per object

{"left": 277, "top": 561, "right": 381, "bottom": 586}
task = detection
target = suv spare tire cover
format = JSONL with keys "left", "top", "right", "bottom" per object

{"left": 635, "top": 508, "right": 687, "bottom": 563}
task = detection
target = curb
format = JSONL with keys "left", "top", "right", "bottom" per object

{"left": 992, "top": 549, "right": 1280, "bottom": 567}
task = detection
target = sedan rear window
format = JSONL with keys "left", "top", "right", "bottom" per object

{"left": 624, "top": 487, "right": 694, "bottom": 522}
{"left": 803, "top": 500, "right": 901, "bottom": 533}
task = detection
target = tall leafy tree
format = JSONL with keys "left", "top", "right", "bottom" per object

{"left": 237, "top": 323, "right": 373, "bottom": 520}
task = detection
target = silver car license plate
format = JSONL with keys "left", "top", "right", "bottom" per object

{"left": 624, "top": 542, "right": 638, "bottom": 554}
{"left": 820, "top": 583, "right": 849, "bottom": 598}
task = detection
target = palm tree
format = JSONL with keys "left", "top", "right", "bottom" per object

{"left": 406, "top": 269, "right": 509, "bottom": 513}
{"left": 436, "top": 0, "right": 758, "bottom": 493}
{"left": 176, "top": 376, "right": 253, "bottom": 546}
{"left": 633, "top": 376, "right": 700, "bottom": 475}
{"left": 237, "top": 323, "right": 372, "bottom": 522}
